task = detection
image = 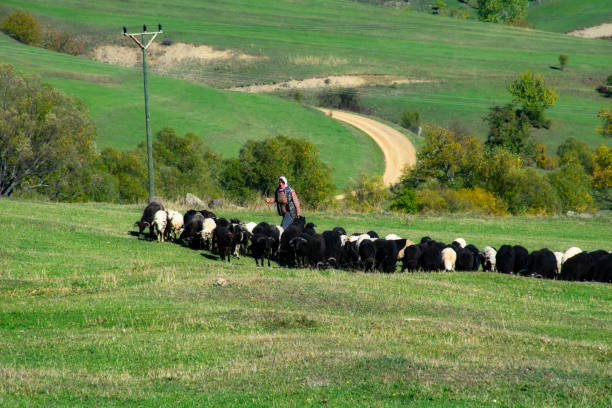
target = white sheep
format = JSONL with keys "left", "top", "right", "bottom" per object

{"left": 152, "top": 210, "right": 168, "bottom": 242}
{"left": 275, "top": 225, "right": 284, "bottom": 239}
{"left": 561, "top": 247, "right": 581, "bottom": 264}
{"left": 397, "top": 239, "right": 415, "bottom": 260}
{"left": 201, "top": 218, "right": 217, "bottom": 249}
{"left": 356, "top": 233, "right": 374, "bottom": 249}
{"left": 481, "top": 246, "right": 497, "bottom": 272}
{"left": 453, "top": 238, "right": 467, "bottom": 248}
{"left": 385, "top": 233, "right": 402, "bottom": 241}
{"left": 165, "top": 210, "right": 184, "bottom": 242}
{"left": 441, "top": 247, "right": 457, "bottom": 272}
{"left": 244, "top": 222, "right": 257, "bottom": 234}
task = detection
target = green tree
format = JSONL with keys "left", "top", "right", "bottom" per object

{"left": 597, "top": 108, "right": 612, "bottom": 138}
{"left": 557, "top": 137, "right": 593, "bottom": 174}
{"left": 409, "top": 125, "right": 483, "bottom": 188}
{"left": 591, "top": 145, "right": 612, "bottom": 207}
{"left": 222, "top": 136, "right": 334, "bottom": 208}
{"left": 1, "top": 9, "right": 41, "bottom": 46}
{"left": 342, "top": 174, "right": 390, "bottom": 213}
{"left": 389, "top": 185, "right": 418, "bottom": 213}
{"left": 484, "top": 104, "right": 532, "bottom": 155}
{"left": 548, "top": 162, "right": 594, "bottom": 212}
{"left": 507, "top": 71, "right": 558, "bottom": 128}
{"left": 476, "top": 0, "right": 528, "bottom": 24}
{"left": 400, "top": 110, "right": 421, "bottom": 132}
{"left": 98, "top": 147, "right": 148, "bottom": 203}
{"left": 0, "top": 64, "right": 97, "bottom": 197}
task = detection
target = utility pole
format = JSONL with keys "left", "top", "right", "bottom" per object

{"left": 123, "top": 24, "right": 163, "bottom": 201}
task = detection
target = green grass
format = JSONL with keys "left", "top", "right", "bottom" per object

{"left": 1, "top": 198, "right": 611, "bottom": 406}
{"left": 2, "top": 0, "right": 611, "bottom": 157}
{"left": 526, "top": 0, "right": 612, "bottom": 33}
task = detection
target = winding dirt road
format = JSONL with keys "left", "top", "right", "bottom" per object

{"left": 318, "top": 108, "right": 417, "bottom": 188}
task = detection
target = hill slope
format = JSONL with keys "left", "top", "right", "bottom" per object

{"left": 1, "top": 199, "right": 611, "bottom": 406}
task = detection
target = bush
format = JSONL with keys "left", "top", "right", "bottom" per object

{"left": 533, "top": 143, "right": 558, "bottom": 170}
{"left": 606, "top": 75, "right": 612, "bottom": 86}
{"left": 1, "top": 9, "right": 41, "bottom": 46}
{"left": 342, "top": 174, "right": 390, "bottom": 213}
{"left": 389, "top": 185, "right": 418, "bottom": 213}
{"left": 43, "top": 30, "right": 86, "bottom": 55}
{"left": 484, "top": 104, "right": 532, "bottom": 155}
{"left": 511, "top": 169, "right": 560, "bottom": 215}
{"left": 415, "top": 183, "right": 507, "bottom": 215}
{"left": 317, "top": 88, "right": 367, "bottom": 113}
{"left": 557, "top": 137, "right": 593, "bottom": 173}
{"left": 558, "top": 54, "right": 568, "bottom": 71}
{"left": 400, "top": 110, "right": 421, "bottom": 132}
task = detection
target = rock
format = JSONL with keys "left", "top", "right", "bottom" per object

{"left": 214, "top": 277, "right": 228, "bottom": 287}
{"left": 208, "top": 199, "right": 224, "bottom": 209}
{"left": 185, "top": 193, "right": 204, "bottom": 208}
{"left": 566, "top": 211, "right": 593, "bottom": 218}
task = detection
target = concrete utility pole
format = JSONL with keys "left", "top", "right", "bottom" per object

{"left": 123, "top": 24, "right": 163, "bottom": 201}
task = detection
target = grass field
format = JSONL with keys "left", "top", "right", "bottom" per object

{"left": 2, "top": 0, "right": 611, "bottom": 156}
{"left": 526, "top": 0, "right": 612, "bottom": 33}
{"left": 1, "top": 199, "right": 611, "bottom": 406}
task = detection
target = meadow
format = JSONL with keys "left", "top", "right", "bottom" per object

{"left": 525, "top": 0, "right": 612, "bottom": 33}
{"left": 2, "top": 0, "right": 612, "bottom": 158}
{"left": 1, "top": 198, "right": 611, "bottom": 406}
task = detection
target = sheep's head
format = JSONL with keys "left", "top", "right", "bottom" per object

{"left": 135, "top": 221, "right": 150, "bottom": 234}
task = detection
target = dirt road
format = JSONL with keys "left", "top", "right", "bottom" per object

{"left": 318, "top": 108, "right": 417, "bottom": 187}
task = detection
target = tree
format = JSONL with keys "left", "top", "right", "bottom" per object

{"left": 400, "top": 110, "right": 421, "bottom": 132}
{"left": 0, "top": 64, "right": 97, "bottom": 197}
{"left": 221, "top": 136, "right": 335, "bottom": 207}
{"left": 1, "top": 9, "right": 41, "bottom": 46}
{"left": 342, "top": 174, "right": 390, "bottom": 213}
{"left": 591, "top": 145, "right": 612, "bottom": 206}
{"left": 557, "top": 137, "right": 593, "bottom": 174}
{"left": 507, "top": 71, "right": 558, "bottom": 128}
{"left": 410, "top": 125, "right": 483, "bottom": 188}
{"left": 476, "top": 0, "right": 528, "bottom": 24}
{"left": 597, "top": 108, "right": 612, "bottom": 138}
{"left": 548, "top": 162, "right": 594, "bottom": 212}
{"left": 484, "top": 104, "right": 532, "bottom": 155}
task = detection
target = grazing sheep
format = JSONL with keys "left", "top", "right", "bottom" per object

{"left": 592, "top": 253, "right": 612, "bottom": 283}
{"left": 199, "top": 210, "right": 216, "bottom": 219}
{"left": 496, "top": 245, "right": 514, "bottom": 274}
{"left": 165, "top": 210, "right": 184, "bottom": 242}
{"left": 213, "top": 226, "right": 234, "bottom": 263}
{"left": 465, "top": 244, "right": 482, "bottom": 271}
{"left": 134, "top": 201, "right": 165, "bottom": 238}
{"left": 306, "top": 233, "right": 327, "bottom": 268}
{"left": 356, "top": 233, "right": 374, "bottom": 249}
{"left": 393, "top": 239, "right": 415, "bottom": 260}
{"left": 453, "top": 238, "right": 467, "bottom": 249}
{"left": 289, "top": 233, "right": 311, "bottom": 268}
{"left": 250, "top": 233, "right": 274, "bottom": 267}
{"left": 401, "top": 244, "right": 422, "bottom": 272}
{"left": 279, "top": 222, "right": 305, "bottom": 267}
{"left": 561, "top": 247, "right": 582, "bottom": 264}
{"left": 304, "top": 222, "right": 317, "bottom": 236}
{"left": 359, "top": 239, "right": 377, "bottom": 272}
{"left": 419, "top": 243, "right": 443, "bottom": 272}
{"left": 523, "top": 249, "right": 557, "bottom": 279}
{"left": 385, "top": 234, "right": 402, "bottom": 241}
{"left": 244, "top": 222, "right": 258, "bottom": 234}
{"left": 374, "top": 239, "right": 399, "bottom": 273}
{"left": 366, "top": 230, "right": 379, "bottom": 239}
{"left": 332, "top": 227, "right": 347, "bottom": 236}
{"left": 201, "top": 218, "right": 217, "bottom": 251}
{"left": 513, "top": 245, "right": 529, "bottom": 273}
{"left": 480, "top": 246, "right": 497, "bottom": 272}
{"left": 455, "top": 247, "right": 474, "bottom": 271}
{"left": 151, "top": 210, "right": 168, "bottom": 242}
{"left": 441, "top": 247, "right": 457, "bottom": 272}
{"left": 322, "top": 230, "right": 343, "bottom": 267}
{"left": 179, "top": 213, "right": 205, "bottom": 249}
{"left": 559, "top": 252, "right": 595, "bottom": 281}
{"left": 341, "top": 241, "right": 360, "bottom": 270}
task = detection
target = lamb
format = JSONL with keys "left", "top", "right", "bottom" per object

{"left": 250, "top": 233, "right": 275, "bottom": 267}
{"left": 134, "top": 201, "right": 164, "bottom": 238}
{"left": 213, "top": 226, "right": 234, "bottom": 263}
{"left": 452, "top": 238, "right": 467, "bottom": 249}
{"left": 151, "top": 210, "right": 168, "bottom": 242}
{"left": 385, "top": 233, "right": 402, "bottom": 241}
{"left": 441, "top": 247, "right": 457, "bottom": 272}
{"left": 165, "top": 210, "right": 184, "bottom": 242}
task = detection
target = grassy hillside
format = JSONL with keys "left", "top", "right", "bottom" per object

{"left": 1, "top": 199, "right": 611, "bottom": 406}
{"left": 526, "top": 0, "right": 612, "bottom": 33}
{"left": 0, "top": 34, "right": 384, "bottom": 191}
{"left": 2, "top": 0, "right": 611, "bottom": 154}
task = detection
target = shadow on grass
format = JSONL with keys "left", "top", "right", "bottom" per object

{"left": 201, "top": 253, "right": 219, "bottom": 261}
{"left": 549, "top": 66, "right": 561, "bottom": 71}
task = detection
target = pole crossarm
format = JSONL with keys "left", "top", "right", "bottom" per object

{"left": 125, "top": 31, "right": 161, "bottom": 50}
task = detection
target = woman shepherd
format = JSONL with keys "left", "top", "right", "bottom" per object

{"left": 265, "top": 176, "right": 301, "bottom": 229}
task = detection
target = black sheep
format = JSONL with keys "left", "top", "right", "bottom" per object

{"left": 342, "top": 241, "right": 360, "bottom": 270}
{"left": 374, "top": 239, "right": 398, "bottom": 273}
{"left": 513, "top": 245, "right": 529, "bottom": 273}
{"left": 134, "top": 201, "right": 165, "bottom": 238}
{"left": 332, "top": 227, "right": 347, "bottom": 236}
{"left": 559, "top": 252, "right": 596, "bottom": 281}
{"left": 250, "top": 233, "right": 274, "bottom": 267}
{"left": 401, "top": 244, "right": 422, "bottom": 272}
{"left": 455, "top": 247, "right": 474, "bottom": 271}
{"left": 215, "top": 217, "right": 230, "bottom": 229}
{"left": 322, "top": 230, "right": 342, "bottom": 267}
{"left": 592, "top": 253, "right": 612, "bottom": 283}
{"left": 200, "top": 210, "right": 217, "bottom": 219}
{"left": 495, "top": 245, "right": 514, "bottom": 274}
{"left": 465, "top": 244, "right": 481, "bottom": 271}
{"left": 359, "top": 239, "right": 377, "bottom": 272}
{"left": 279, "top": 222, "right": 304, "bottom": 267}
{"left": 179, "top": 213, "right": 205, "bottom": 249}
{"left": 304, "top": 222, "right": 317, "bottom": 236}
{"left": 306, "top": 233, "right": 327, "bottom": 268}
{"left": 419, "top": 244, "right": 443, "bottom": 272}
{"left": 524, "top": 249, "right": 557, "bottom": 279}
{"left": 366, "top": 230, "right": 379, "bottom": 239}
{"left": 213, "top": 226, "right": 234, "bottom": 263}
{"left": 289, "top": 233, "right": 311, "bottom": 268}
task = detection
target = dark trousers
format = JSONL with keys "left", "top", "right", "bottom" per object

{"left": 281, "top": 213, "right": 294, "bottom": 229}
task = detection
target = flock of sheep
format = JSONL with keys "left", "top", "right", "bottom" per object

{"left": 134, "top": 201, "right": 612, "bottom": 284}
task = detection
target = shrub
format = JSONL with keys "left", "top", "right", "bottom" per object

{"left": 342, "top": 174, "right": 390, "bottom": 213}
{"left": 606, "top": 75, "right": 612, "bottom": 86}
{"left": 389, "top": 185, "right": 418, "bottom": 213}
{"left": 454, "top": 187, "right": 508, "bottom": 215}
{"left": 557, "top": 137, "right": 593, "bottom": 173}
{"left": 507, "top": 71, "right": 558, "bottom": 128}
{"left": 511, "top": 169, "right": 560, "bottom": 215}
{"left": 558, "top": 54, "right": 568, "bottom": 71}
{"left": 317, "top": 88, "right": 366, "bottom": 113}
{"left": 533, "top": 143, "right": 558, "bottom": 170}
{"left": 400, "top": 110, "right": 421, "bottom": 132}
{"left": 43, "top": 30, "right": 86, "bottom": 55}
{"left": 597, "top": 108, "right": 612, "bottom": 138}
{"left": 484, "top": 104, "right": 532, "bottom": 155}
{"left": 1, "top": 9, "right": 41, "bottom": 46}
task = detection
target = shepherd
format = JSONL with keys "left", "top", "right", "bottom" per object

{"left": 265, "top": 176, "right": 301, "bottom": 229}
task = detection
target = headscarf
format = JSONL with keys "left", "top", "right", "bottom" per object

{"left": 278, "top": 176, "right": 288, "bottom": 191}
